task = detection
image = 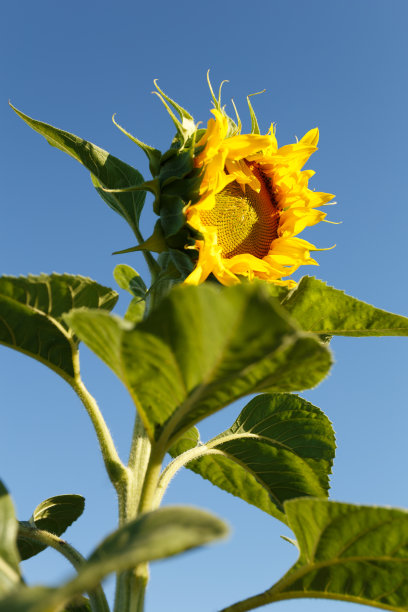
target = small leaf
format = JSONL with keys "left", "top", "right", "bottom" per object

{"left": 247, "top": 92, "right": 264, "bottom": 135}
{"left": 113, "top": 264, "right": 147, "bottom": 322}
{"left": 171, "top": 394, "right": 335, "bottom": 523}
{"left": 0, "top": 506, "right": 227, "bottom": 612}
{"left": 65, "top": 283, "right": 332, "bottom": 450}
{"left": 0, "top": 274, "right": 117, "bottom": 379}
{"left": 17, "top": 495, "right": 85, "bottom": 561}
{"left": 168, "top": 427, "right": 200, "bottom": 457}
{"left": 10, "top": 104, "right": 146, "bottom": 230}
{"left": 124, "top": 298, "right": 146, "bottom": 324}
{"left": 283, "top": 276, "right": 408, "bottom": 336}
{"left": 113, "top": 265, "right": 147, "bottom": 298}
{"left": 63, "top": 596, "right": 91, "bottom": 612}
{"left": 0, "top": 481, "right": 21, "bottom": 596}
{"left": 250, "top": 499, "right": 408, "bottom": 610}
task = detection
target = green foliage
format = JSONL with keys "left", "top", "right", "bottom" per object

{"left": 63, "top": 596, "right": 92, "bottom": 612}
{"left": 18, "top": 495, "right": 85, "bottom": 561}
{"left": 113, "top": 265, "right": 147, "bottom": 299}
{"left": 283, "top": 276, "right": 408, "bottom": 336}
{"left": 8, "top": 94, "right": 408, "bottom": 612}
{"left": 168, "top": 427, "right": 200, "bottom": 456}
{"left": 0, "top": 274, "right": 117, "bottom": 379}
{"left": 86, "top": 505, "right": 227, "bottom": 569}
{"left": 0, "top": 507, "right": 227, "bottom": 612}
{"left": 10, "top": 105, "right": 146, "bottom": 232}
{"left": 0, "top": 482, "right": 20, "bottom": 596}
{"left": 65, "top": 283, "right": 332, "bottom": 450}
{"left": 113, "top": 264, "right": 147, "bottom": 322}
{"left": 170, "top": 394, "right": 335, "bottom": 523}
{"left": 252, "top": 499, "right": 408, "bottom": 610}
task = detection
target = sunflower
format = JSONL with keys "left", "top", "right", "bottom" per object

{"left": 184, "top": 108, "right": 334, "bottom": 287}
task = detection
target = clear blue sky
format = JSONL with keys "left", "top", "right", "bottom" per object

{"left": 2, "top": 1, "right": 408, "bottom": 610}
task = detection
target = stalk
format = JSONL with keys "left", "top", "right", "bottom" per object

{"left": 114, "top": 413, "right": 155, "bottom": 612}
{"left": 70, "top": 375, "right": 127, "bottom": 492}
{"left": 18, "top": 523, "right": 109, "bottom": 612}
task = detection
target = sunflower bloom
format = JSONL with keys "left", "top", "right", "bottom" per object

{"left": 184, "top": 109, "right": 334, "bottom": 287}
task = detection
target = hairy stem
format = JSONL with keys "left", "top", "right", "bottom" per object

{"left": 114, "top": 414, "right": 154, "bottom": 612}
{"left": 18, "top": 523, "right": 110, "bottom": 612}
{"left": 137, "top": 446, "right": 165, "bottom": 515}
{"left": 71, "top": 375, "right": 127, "bottom": 492}
{"left": 153, "top": 445, "right": 218, "bottom": 508}
{"left": 125, "top": 413, "right": 152, "bottom": 520}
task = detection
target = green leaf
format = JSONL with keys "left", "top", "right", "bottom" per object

{"left": 111, "top": 114, "right": 162, "bottom": 177}
{"left": 0, "top": 274, "right": 118, "bottom": 379}
{"left": 0, "top": 587, "right": 53, "bottom": 612}
{"left": 168, "top": 426, "right": 200, "bottom": 456}
{"left": 63, "top": 596, "right": 91, "bottom": 612}
{"left": 113, "top": 265, "right": 147, "bottom": 298}
{"left": 170, "top": 394, "right": 335, "bottom": 523}
{"left": 283, "top": 276, "right": 408, "bottom": 336}
{"left": 245, "top": 499, "right": 408, "bottom": 611}
{"left": 0, "top": 506, "right": 227, "bottom": 612}
{"left": 10, "top": 104, "right": 146, "bottom": 230}
{"left": 0, "top": 481, "right": 21, "bottom": 596}
{"left": 113, "top": 265, "right": 147, "bottom": 322}
{"left": 65, "top": 283, "right": 332, "bottom": 449}
{"left": 17, "top": 495, "right": 85, "bottom": 561}
{"left": 124, "top": 298, "right": 146, "bottom": 324}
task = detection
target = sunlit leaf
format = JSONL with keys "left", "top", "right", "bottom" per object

{"left": 18, "top": 495, "right": 85, "bottom": 561}
{"left": 113, "top": 264, "right": 146, "bottom": 322}
{"left": 11, "top": 104, "right": 146, "bottom": 230}
{"left": 283, "top": 276, "right": 408, "bottom": 336}
{"left": 170, "top": 394, "right": 335, "bottom": 523}
{"left": 224, "top": 499, "right": 408, "bottom": 611}
{"left": 169, "top": 427, "right": 200, "bottom": 457}
{"left": 65, "top": 283, "right": 332, "bottom": 449}
{"left": 0, "top": 506, "right": 227, "bottom": 612}
{"left": 0, "top": 274, "right": 117, "bottom": 379}
{"left": 0, "top": 481, "right": 20, "bottom": 596}
{"left": 113, "top": 265, "right": 147, "bottom": 298}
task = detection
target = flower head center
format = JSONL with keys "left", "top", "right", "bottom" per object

{"left": 199, "top": 163, "right": 280, "bottom": 259}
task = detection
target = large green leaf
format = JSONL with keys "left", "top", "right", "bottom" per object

{"left": 11, "top": 104, "right": 146, "bottom": 229}
{"left": 18, "top": 494, "right": 85, "bottom": 561}
{"left": 283, "top": 276, "right": 408, "bottom": 336}
{"left": 0, "top": 506, "right": 227, "bottom": 612}
{"left": 169, "top": 394, "right": 335, "bottom": 523}
{"left": 0, "top": 482, "right": 21, "bottom": 596}
{"left": 0, "top": 274, "right": 118, "bottom": 379}
{"left": 65, "top": 283, "right": 332, "bottom": 449}
{"left": 222, "top": 499, "right": 408, "bottom": 611}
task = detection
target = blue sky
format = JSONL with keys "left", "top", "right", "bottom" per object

{"left": 2, "top": 1, "right": 408, "bottom": 610}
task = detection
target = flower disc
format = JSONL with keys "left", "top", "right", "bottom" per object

{"left": 200, "top": 164, "right": 280, "bottom": 260}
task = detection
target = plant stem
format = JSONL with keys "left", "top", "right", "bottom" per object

{"left": 137, "top": 446, "right": 165, "bottom": 515}
{"left": 114, "top": 564, "right": 148, "bottom": 612}
{"left": 18, "top": 523, "right": 110, "bottom": 612}
{"left": 125, "top": 413, "right": 152, "bottom": 520}
{"left": 71, "top": 376, "right": 127, "bottom": 492}
{"left": 114, "top": 413, "right": 154, "bottom": 612}
{"left": 219, "top": 590, "right": 274, "bottom": 612}
{"left": 154, "top": 445, "right": 219, "bottom": 508}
